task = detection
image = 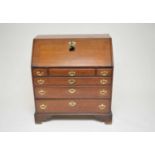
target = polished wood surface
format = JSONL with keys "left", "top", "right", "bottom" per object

{"left": 32, "top": 68, "right": 112, "bottom": 77}
{"left": 34, "top": 86, "right": 111, "bottom": 99}
{"left": 32, "top": 34, "right": 114, "bottom": 124}
{"left": 49, "top": 68, "right": 95, "bottom": 76}
{"left": 32, "top": 35, "right": 113, "bottom": 67}
{"left": 36, "top": 99, "right": 111, "bottom": 113}
{"left": 33, "top": 77, "right": 112, "bottom": 86}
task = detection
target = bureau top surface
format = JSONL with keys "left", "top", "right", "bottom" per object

{"left": 32, "top": 34, "right": 113, "bottom": 67}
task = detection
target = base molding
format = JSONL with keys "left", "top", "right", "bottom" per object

{"left": 35, "top": 112, "right": 112, "bottom": 124}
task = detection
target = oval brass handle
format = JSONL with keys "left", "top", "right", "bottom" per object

{"left": 98, "top": 104, "right": 106, "bottom": 110}
{"left": 68, "top": 88, "right": 76, "bottom": 94}
{"left": 37, "top": 79, "right": 45, "bottom": 85}
{"left": 100, "top": 71, "right": 108, "bottom": 76}
{"left": 68, "top": 101, "right": 77, "bottom": 107}
{"left": 38, "top": 89, "right": 46, "bottom": 95}
{"left": 68, "top": 79, "right": 76, "bottom": 85}
{"left": 36, "top": 71, "right": 44, "bottom": 76}
{"left": 68, "top": 71, "right": 76, "bottom": 76}
{"left": 40, "top": 104, "right": 47, "bottom": 110}
{"left": 99, "top": 89, "right": 107, "bottom": 95}
{"left": 100, "top": 79, "right": 108, "bottom": 85}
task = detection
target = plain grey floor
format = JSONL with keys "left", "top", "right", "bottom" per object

{"left": 0, "top": 23, "right": 155, "bottom": 131}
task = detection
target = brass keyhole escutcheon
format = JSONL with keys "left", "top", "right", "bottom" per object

{"left": 68, "top": 101, "right": 77, "bottom": 107}
{"left": 68, "top": 41, "right": 76, "bottom": 51}
{"left": 68, "top": 79, "right": 76, "bottom": 85}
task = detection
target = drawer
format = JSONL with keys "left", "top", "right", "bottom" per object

{"left": 97, "top": 68, "right": 112, "bottom": 77}
{"left": 34, "top": 86, "right": 111, "bottom": 99}
{"left": 49, "top": 68, "right": 95, "bottom": 77}
{"left": 32, "top": 68, "right": 48, "bottom": 76}
{"left": 36, "top": 99, "right": 111, "bottom": 113}
{"left": 33, "top": 77, "right": 112, "bottom": 86}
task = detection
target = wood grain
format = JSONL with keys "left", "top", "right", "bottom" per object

{"left": 33, "top": 77, "right": 112, "bottom": 86}
{"left": 34, "top": 86, "right": 111, "bottom": 99}
{"left": 31, "top": 34, "right": 114, "bottom": 124}
{"left": 36, "top": 99, "right": 111, "bottom": 113}
{"left": 32, "top": 36, "right": 113, "bottom": 67}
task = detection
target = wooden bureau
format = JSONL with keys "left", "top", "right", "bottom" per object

{"left": 31, "top": 34, "right": 114, "bottom": 124}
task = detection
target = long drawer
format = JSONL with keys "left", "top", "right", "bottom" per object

{"left": 34, "top": 86, "right": 112, "bottom": 99}
{"left": 49, "top": 68, "right": 95, "bottom": 76}
{"left": 36, "top": 99, "right": 111, "bottom": 113}
{"left": 32, "top": 68, "right": 113, "bottom": 77}
{"left": 33, "top": 77, "right": 112, "bottom": 86}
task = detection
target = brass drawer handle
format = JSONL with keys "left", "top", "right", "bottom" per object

{"left": 98, "top": 104, "right": 106, "bottom": 110}
{"left": 99, "top": 89, "right": 107, "bottom": 95}
{"left": 38, "top": 89, "right": 46, "bottom": 95}
{"left": 68, "top": 71, "right": 76, "bottom": 76}
{"left": 37, "top": 79, "right": 45, "bottom": 85}
{"left": 68, "top": 88, "right": 76, "bottom": 94}
{"left": 100, "top": 79, "right": 108, "bottom": 85}
{"left": 68, "top": 79, "right": 76, "bottom": 85}
{"left": 68, "top": 101, "right": 77, "bottom": 107}
{"left": 100, "top": 71, "right": 108, "bottom": 76}
{"left": 36, "top": 71, "right": 44, "bottom": 76}
{"left": 40, "top": 104, "right": 47, "bottom": 110}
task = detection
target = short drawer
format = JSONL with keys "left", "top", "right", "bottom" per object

{"left": 34, "top": 86, "right": 112, "bottom": 99}
{"left": 49, "top": 68, "right": 95, "bottom": 77}
{"left": 36, "top": 99, "right": 111, "bottom": 113}
{"left": 97, "top": 68, "right": 112, "bottom": 77}
{"left": 32, "top": 68, "right": 48, "bottom": 76}
{"left": 33, "top": 77, "right": 112, "bottom": 86}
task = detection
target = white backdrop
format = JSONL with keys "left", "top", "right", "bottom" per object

{"left": 0, "top": 24, "right": 155, "bottom": 131}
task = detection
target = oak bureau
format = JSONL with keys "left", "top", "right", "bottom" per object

{"left": 31, "top": 34, "right": 114, "bottom": 124}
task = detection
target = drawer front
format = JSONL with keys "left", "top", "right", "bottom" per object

{"left": 36, "top": 99, "right": 111, "bottom": 113}
{"left": 97, "top": 68, "right": 112, "bottom": 77}
{"left": 32, "top": 68, "right": 48, "bottom": 76}
{"left": 49, "top": 68, "right": 95, "bottom": 76}
{"left": 34, "top": 86, "right": 111, "bottom": 99}
{"left": 33, "top": 77, "right": 112, "bottom": 86}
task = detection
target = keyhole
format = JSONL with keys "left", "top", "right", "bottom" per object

{"left": 68, "top": 41, "right": 76, "bottom": 52}
{"left": 69, "top": 45, "right": 75, "bottom": 51}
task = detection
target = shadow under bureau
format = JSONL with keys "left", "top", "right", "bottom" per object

{"left": 31, "top": 34, "right": 114, "bottom": 124}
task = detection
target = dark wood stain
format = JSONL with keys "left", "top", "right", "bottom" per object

{"left": 32, "top": 34, "right": 113, "bottom": 124}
